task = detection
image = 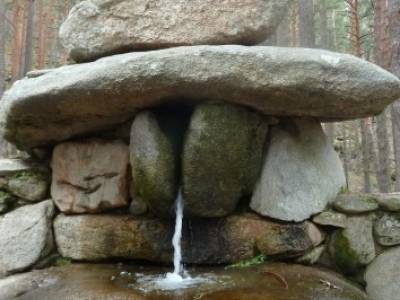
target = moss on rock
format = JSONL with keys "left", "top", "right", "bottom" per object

{"left": 182, "top": 103, "right": 268, "bottom": 217}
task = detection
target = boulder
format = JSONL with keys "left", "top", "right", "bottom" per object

{"left": 183, "top": 103, "right": 268, "bottom": 217}
{"left": 251, "top": 118, "right": 346, "bottom": 222}
{"left": 329, "top": 216, "right": 376, "bottom": 274}
{"left": 59, "top": 0, "right": 292, "bottom": 62}
{"left": 312, "top": 211, "right": 348, "bottom": 228}
{"left": 0, "top": 200, "right": 54, "bottom": 275}
{"left": 333, "top": 193, "right": 379, "bottom": 214}
{"left": 374, "top": 193, "right": 400, "bottom": 211}
{"left": 0, "top": 263, "right": 369, "bottom": 300}
{"left": 1, "top": 46, "right": 399, "bottom": 149}
{"left": 51, "top": 139, "right": 129, "bottom": 213}
{"left": 0, "top": 159, "right": 49, "bottom": 202}
{"left": 374, "top": 213, "right": 400, "bottom": 246}
{"left": 366, "top": 246, "right": 400, "bottom": 300}
{"left": 130, "top": 109, "right": 189, "bottom": 217}
{"left": 54, "top": 213, "right": 323, "bottom": 264}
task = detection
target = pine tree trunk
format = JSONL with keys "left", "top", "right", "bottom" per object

{"left": 389, "top": 0, "right": 400, "bottom": 191}
{"left": 276, "top": 10, "right": 291, "bottom": 46}
{"left": 374, "top": 0, "right": 392, "bottom": 192}
{"left": 23, "top": 0, "right": 35, "bottom": 75}
{"left": 360, "top": 120, "right": 371, "bottom": 192}
{"left": 298, "top": 0, "right": 315, "bottom": 48}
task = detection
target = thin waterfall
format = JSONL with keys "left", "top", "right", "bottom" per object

{"left": 171, "top": 190, "right": 184, "bottom": 276}
{"left": 165, "top": 189, "right": 185, "bottom": 281}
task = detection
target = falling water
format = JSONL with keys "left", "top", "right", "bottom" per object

{"left": 128, "top": 190, "right": 229, "bottom": 291}
{"left": 165, "top": 190, "right": 184, "bottom": 281}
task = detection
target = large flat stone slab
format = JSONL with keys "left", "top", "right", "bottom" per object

{"left": 1, "top": 46, "right": 399, "bottom": 149}
{"left": 60, "top": 0, "right": 292, "bottom": 62}
{"left": 0, "top": 200, "right": 55, "bottom": 275}
{"left": 54, "top": 213, "right": 323, "bottom": 264}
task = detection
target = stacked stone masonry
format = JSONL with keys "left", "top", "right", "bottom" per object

{"left": 1, "top": 0, "right": 400, "bottom": 299}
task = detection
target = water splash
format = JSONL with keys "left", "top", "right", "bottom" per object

{"left": 126, "top": 191, "right": 234, "bottom": 292}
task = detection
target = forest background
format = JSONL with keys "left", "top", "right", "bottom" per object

{"left": 1, "top": 0, "right": 400, "bottom": 194}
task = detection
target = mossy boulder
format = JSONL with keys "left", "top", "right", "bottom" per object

{"left": 374, "top": 213, "right": 400, "bottom": 246}
{"left": 182, "top": 103, "right": 268, "bottom": 217}
{"left": 130, "top": 108, "right": 191, "bottom": 217}
{"left": 329, "top": 216, "right": 376, "bottom": 274}
{"left": 333, "top": 193, "right": 379, "bottom": 214}
{"left": 0, "top": 159, "right": 49, "bottom": 202}
{"left": 0, "top": 191, "right": 16, "bottom": 214}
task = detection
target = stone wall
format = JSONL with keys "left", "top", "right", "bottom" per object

{"left": 0, "top": 109, "right": 399, "bottom": 300}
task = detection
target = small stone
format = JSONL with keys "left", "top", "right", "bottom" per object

{"left": 333, "top": 194, "right": 379, "bottom": 214}
{"left": 296, "top": 245, "right": 326, "bottom": 265}
{"left": 129, "top": 197, "right": 147, "bottom": 216}
{"left": 183, "top": 103, "right": 268, "bottom": 217}
{"left": 0, "top": 200, "right": 55, "bottom": 275}
{"left": 366, "top": 246, "right": 400, "bottom": 300}
{"left": 375, "top": 193, "right": 400, "bottom": 211}
{"left": 329, "top": 216, "right": 376, "bottom": 274}
{"left": 251, "top": 118, "right": 346, "bottom": 222}
{"left": 0, "top": 159, "right": 49, "bottom": 202}
{"left": 374, "top": 213, "right": 400, "bottom": 246}
{"left": 51, "top": 139, "right": 130, "bottom": 213}
{"left": 313, "top": 211, "right": 348, "bottom": 228}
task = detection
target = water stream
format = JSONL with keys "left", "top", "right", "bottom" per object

{"left": 165, "top": 190, "right": 184, "bottom": 281}
{"left": 132, "top": 190, "right": 220, "bottom": 291}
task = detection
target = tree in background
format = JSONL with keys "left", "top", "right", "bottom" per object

{"left": 374, "top": 0, "right": 392, "bottom": 192}
{"left": 389, "top": 0, "right": 400, "bottom": 191}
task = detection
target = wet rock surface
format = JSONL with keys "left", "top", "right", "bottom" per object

{"left": 51, "top": 139, "right": 129, "bottom": 213}
{"left": 59, "top": 0, "right": 292, "bottom": 62}
{"left": 53, "top": 213, "right": 323, "bottom": 264}
{"left": 0, "top": 200, "right": 55, "bottom": 275}
{"left": 251, "top": 118, "right": 346, "bottom": 222}
{"left": 183, "top": 103, "right": 268, "bottom": 217}
{"left": 2, "top": 46, "right": 399, "bottom": 149}
{"left": 0, "top": 263, "right": 369, "bottom": 300}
